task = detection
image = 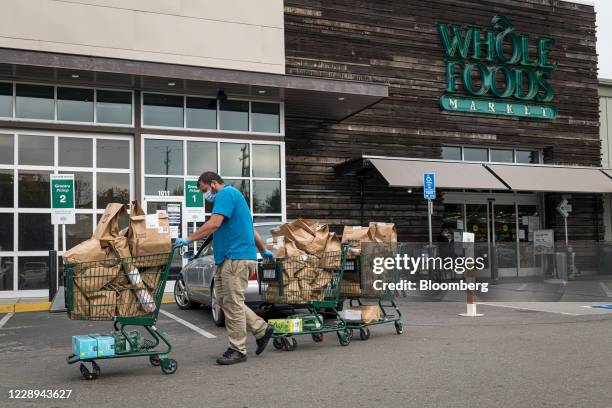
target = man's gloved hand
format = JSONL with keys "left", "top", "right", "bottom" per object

{"left": 174, "top": 237, "right": 190, "bottom": 248}
{"left": 261, "top": 249, "right": 275, "bottom": 260}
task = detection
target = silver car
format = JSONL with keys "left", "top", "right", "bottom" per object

{"left": 173, "top": 222, "right": 281, "bottom": 326}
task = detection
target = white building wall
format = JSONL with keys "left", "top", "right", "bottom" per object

{"left": 0, "top": 0, "right": 285, "bottom": 74}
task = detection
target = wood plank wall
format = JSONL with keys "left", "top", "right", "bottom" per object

{"left": 284, "top": 0, "right": 601, "bottom": 242}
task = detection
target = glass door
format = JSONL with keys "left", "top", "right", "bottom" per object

{"left": 465, "top": 204, "right": 491, "bottom": 277}
{"left": 145, "top": 200, "right": 183, "bottom": 280}
{"left": 491, "top": 203, "right": 518, "bottom": 277}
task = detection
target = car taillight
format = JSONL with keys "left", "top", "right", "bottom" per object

{"left": 249, "top": 271, "right": 258, "bottom": 281}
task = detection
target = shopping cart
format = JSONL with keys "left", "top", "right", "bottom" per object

{"left": 258, "top": 244, "right": 351, "bottom": 350}
{"left": 65, "top": 249, "right": 177, "bottom": 379}
{"left": 341, "top": 242, "right": 403, "bottom": 340}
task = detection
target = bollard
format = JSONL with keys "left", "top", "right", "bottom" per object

{"left": 459, "top": 237, "right": 483, "bottom": 317}
{"left": 48, "top": 250, "right": 58, "bottom": 302}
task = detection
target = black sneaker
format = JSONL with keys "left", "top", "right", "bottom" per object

{"left": 256, "top": 325, "right": 275, "bottom": 355}
{"left": 216, "top": 348, "right": 247, "bottom": 365}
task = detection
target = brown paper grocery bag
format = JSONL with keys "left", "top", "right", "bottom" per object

{"left": 301, "top": 224, "right": 329, "bottom": 254}
{"left": 127, "top": 200, "right": 171, "bottom": 266}
{"left": 369, "top": 222, "right": 398, "bottom": 243}
{"left": 74, "top": 264, "right": 121, "bottom": 292}
{"left": 87, "top": 290, "right": 117, "bottom": 320}
{"left": 311, "top": 270, "right": 332, "bottom": 290}
{"left": 141, "top": 266, "right": 162, "bottom": 291}
{"left": 116, "top": 289, "right": 148, "bottom": 317}
{"left": 93, "top": 203, "right": 128, "bottom": 242}
{"left": 357, "top": 305, "right": 381, "bottom": 323}
{"left": 64, "top": 238, "right": 115, "bottom": 265}
{"left": 320, "top": 232, "right": 342, "bottom": 268}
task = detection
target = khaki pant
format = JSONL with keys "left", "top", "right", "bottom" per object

{"left": 215, "top": 259, "right": 267, "bottom": 354}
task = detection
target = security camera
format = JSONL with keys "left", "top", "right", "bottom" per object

{"left": 216, "top": 90, "right": 228, "bottom": 102}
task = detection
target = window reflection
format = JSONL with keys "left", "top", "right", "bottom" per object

{"left": 59, "top": 214, "right": 93, "bottom": 250}
{"left": 219, "top": 100, "right": 249, "bottom": 131}
{"left": 59, "top": 137, "right": 92, "bottom": 167}
{"left": 97, "top": 173, "right": 130, "bottom": 208}
{"left": 0, "top": 213, "right": 13, "bottom": 251}
{"left": 252, "top": 144, "right": 280, "bottom": 178}
{"left": 18, "top": 171, "right": 51, "bottom": 208}
{"left": 145, "top": 139, "right": 183, "bottom": 175}
{"left": 0, "top": 83, "right": 12, "bottom": 118}
{"left": 57, "top": 87, "right": 94, "bottom": 122}
{"left": 0, "top": 257, "right": 13, "bottom": 291}
{"left": 19, "top": 135, "right": 54, "bottom": 166}
{"left": 220, "top": 143, "right": 249, "bottom": 177}
{"left": 145, "top": 177, "right": 184, "bottom": 196}
{"left": 251, "top": 102, "right": 280, "bottom": 133}
{"left": 143, "top": 93, "right": 184, "bottom": 127}
{"left": 16, "top": 84, "right": 54, "bottom": 120}
{"left": 253, "top": 180, "right": 281, "bottom": 213}
{"left": 0, "top": 134, "right": 13, "bottom": 164}
{"left": 96, "top": 90, "right": 132, "bottom": 125}
{"left": 0, "top": 170, "right": 13, "bottom": 207}
{"left": 97, "top": 139, "right": 130, "bottom": 169}
{"left": 186, "top": 97, "right": 217, "bottom": 129}
{"left": 18, "top": 213, "right": 52, "bottom": 251}
{"left": 187, "top": 141, "right": 217, "bottom": 175}
{"left": 225, "top": 179, "right": 250, "bottom": 206}
{"left": 18, "top": 256, "right": 49, "bottom": 290}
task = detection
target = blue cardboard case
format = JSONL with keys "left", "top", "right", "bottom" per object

{"left": 94, "top": 335, "right": 115, "bottom": 357}
{"left": 72, "top": 335, "right": 98, "bottom": 360}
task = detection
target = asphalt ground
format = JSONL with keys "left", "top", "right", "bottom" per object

{"left": 1, "top": 300, "right": 612, "bottom": 408}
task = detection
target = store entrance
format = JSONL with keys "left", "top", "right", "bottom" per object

{"left": 443, "top": 193, "right": 541, "bottom": 279}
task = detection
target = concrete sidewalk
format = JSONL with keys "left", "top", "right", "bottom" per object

{"left": 0, "top": 295, "right": 175, "bottom": 314}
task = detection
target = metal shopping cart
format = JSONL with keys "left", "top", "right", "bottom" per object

{"left": 341, "top": 242, "right": 403, "bottom": 340}
{"left": 65, "top": 249, "right": 177, "bottom": 379}
{"left": 258, "top": 244, "right": 351, "bottom": 350}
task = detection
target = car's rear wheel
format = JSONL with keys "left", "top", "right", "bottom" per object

{"left": 211, "top": 283, "right": 225, "bottom": 327}
{"left": 174, "top": 276, "right": 198, "bottom": 310}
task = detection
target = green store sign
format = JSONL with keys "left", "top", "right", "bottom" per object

{"left": 437, "top": 15, "right": 558, "bottom": 120}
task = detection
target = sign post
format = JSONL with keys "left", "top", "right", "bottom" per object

{"left": 556, "top": 198, "right": 572, "bottom": 246}
{"left": 423, "top": 172, "right": 436, "bottom": 245}
{"left": 184, "top": 179, "right": 205, "bottom": 251}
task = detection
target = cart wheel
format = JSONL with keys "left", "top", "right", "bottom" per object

{"left": 160, "top": 358, "right": 178, "bottom": 375}
{"left": 113, "top": 321, "right": 120, "bottom": 331}
{"left": 273, "top": 338, "right": 284, "bottom": 350}
{"left": 80, "top": 362, "right": 99, "bottom": 380}
{"left": 149, "top": 355, "right": 161, "bottom": 366}
{"left": 359, "top": 328, "right": 371, "bottom": 341}
{"left": 337, "top": 331, "right": 350, "bottom": 346}
{"left": 282, "top": 337, "right": 297, "bottom": 351}
{"left": 311, "top": 333, "right": 324, "bottom": 343}
{"left": 394, "top": 321, "right": 403, "bottom": 335}
{"left": 347, "top": 329, "right": 354, "bottom": 339}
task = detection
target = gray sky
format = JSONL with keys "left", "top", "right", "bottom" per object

{"left": 595, "top": 0, "right": 612, "bottom": 79}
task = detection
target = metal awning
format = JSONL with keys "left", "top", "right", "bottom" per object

{"left": 0, "top": 48, "right": 388, "bottom": 121}
{"left": 335, "top": 156, "right": 612, "bottom": 193}
{"left": 487, "top": 164, "right": 612, "bottom": 193}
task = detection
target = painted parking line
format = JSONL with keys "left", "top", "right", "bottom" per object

{"left": 599, "top": 282, "right": 612, "bottom": 298}
{"left": 479, "top": 302, "right": 579, "bottom": 316}
{"left": 516, "top": 283, "right": 529, "bottom": 291}
{"left": 159, "top": 309, "right": 217, "bottom": 339}
{"left": 0, "top": 312, "right": 14, "bottom": 329}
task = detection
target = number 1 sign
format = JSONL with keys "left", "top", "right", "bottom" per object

{"left": 184, "top": 179, "right": 205, "bottom": 222}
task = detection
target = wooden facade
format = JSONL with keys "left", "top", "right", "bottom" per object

{"left": 283, "top": 0, "right": 601, "bottom": 242}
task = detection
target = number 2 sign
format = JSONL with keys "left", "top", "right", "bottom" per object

{"left": 50, "top": 174, "right": 76, "bottom": 224}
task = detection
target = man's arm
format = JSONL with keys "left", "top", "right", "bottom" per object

{"left": 254, "top": 229, "right": 267, "bottom": 252}
{"left": 187, "top": 214, "right": 224, "bottom": 242}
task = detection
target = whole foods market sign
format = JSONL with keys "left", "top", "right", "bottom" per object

{"left": 437, "top": 15, "right": 557, "bottom": 120}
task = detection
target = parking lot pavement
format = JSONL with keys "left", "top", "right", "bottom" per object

{"left": 2, "top": 301, "right": 612, "bottom": 408}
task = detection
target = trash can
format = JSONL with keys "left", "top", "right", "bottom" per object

{"left": 554, "top": 252, "right": 568, "bottom": 281}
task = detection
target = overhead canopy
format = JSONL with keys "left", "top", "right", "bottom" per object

{"left": 365, "top": 157, "right": 509, "bottom": 190}
{"left": 335, "top": 156, "right": 612, "bottom": 193}
{"left": 0, "top": 48, "right": 388, "bottom": 121}
{"left": 487, "top": 164, "right": 612, "bottom": 193}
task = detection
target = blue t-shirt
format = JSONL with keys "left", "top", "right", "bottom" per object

{"left": 211, "top": 185, "right": 256, "bottom": 264}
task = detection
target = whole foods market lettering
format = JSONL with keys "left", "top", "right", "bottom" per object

{"left": 437, "top": 15, "right": 557, "bottom": 120}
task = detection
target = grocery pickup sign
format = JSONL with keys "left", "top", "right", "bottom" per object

{"left": 437, "top": 15, "right": 558, "bottom": 120}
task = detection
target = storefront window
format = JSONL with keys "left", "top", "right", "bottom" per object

{"left": 18, "top": 213, "right": 52, "bottom": 251}
{"left": 252, "top": 144, "right": 280, "bottom": 178}
{"left": 59, "top": 214, "right": 93, "bottom": 250}
{"left": 253, "top": 180, "right": 281, "bottom": 214}
{"left": 225, "top": 179, "right": 250, "bottom": 205}
{"left": 220, "top": 143, "right": 249, "bottom": 177}
{"left": 0, "top": 83, "right": 12, "bottom": 118}
{"left": 463, "top": 147, "right": 488, "bottom": 162}
{"left": 253, "top": 216, "right": 282, "bottom": 224}
{"left": 143, "top": 93, "right": 184, "bottom": 127}
{"left": 96, "top": 90, "right": 132, "bottom": 125}
{"left": 0, "top": 213, "right": 13, "bottom": 251}
{"left": 59, "top": 137, "right": 93, "bottom": 167}
{"left": 97, "top": 139, "right": 130, "bottom": 169}
{"left": 0, "top": 134, "right": 13, "bottom": 164}
{"left": 60, "top": 171, "right": 93, "bottom": 209}
{"left": 57, "top": 87, "right": 94, "bottom": 122}
{"left": 18, "top": 135, "right": 54, "bottom": 166}
{"left": 16, "top": 84, "right": 54, "bottom": 120}
{"left": 18, "top": 171, "right": 51, "bottom": 208}
{"left": 442, "top": 146, "right": 461, "bottom": 160}
{"left": 145, "top": 177, "right": 184, "bottom": 196}
{"left": 187, "top": 141, "right": 217, "bottom": 175}
{"left": 490, "top": 149, "right": 514, "bottom": 163}
{"left": 219, "top": 100, "right": 249, "bottom": 131}
{"left": 145, "top": 139, "right": 183, "bottom": 175}
{"left": 251, "top": 102, "right": 280, "bottom": 133}
{"left": 97, "top": 173, "right": 130, "bottom": 208}
{"left": 0, "top": 257, "right": 13, "bottom": 291}
{"left": 186, "top": 97, "right": 217, "bottom": 129}
{"left": 516, "top": 150, "right": 540, "bottom": 164}
{"left": 17, "top": 256, "right": 49, "bottom": 290}
{"left": 0, "top": 170, "right": 13, "bottom": 207}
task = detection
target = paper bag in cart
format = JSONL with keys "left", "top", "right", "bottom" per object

{"left": 127, "top": 200, "right": 172, "bottom": 267}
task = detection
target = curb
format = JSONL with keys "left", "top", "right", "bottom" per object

{"left": 1, "top": 295, "right": 175, "bottom": 313}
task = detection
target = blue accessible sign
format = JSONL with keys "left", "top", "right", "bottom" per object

{"left": 423, "top": 172, "right": 436, "bottom": 200}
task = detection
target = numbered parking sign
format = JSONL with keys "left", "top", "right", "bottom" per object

{"left": 50, "top": 174, "right": 76, "bottom": 224}
{"left": 184, "top": 179, "right": 205, "bottom": 222}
